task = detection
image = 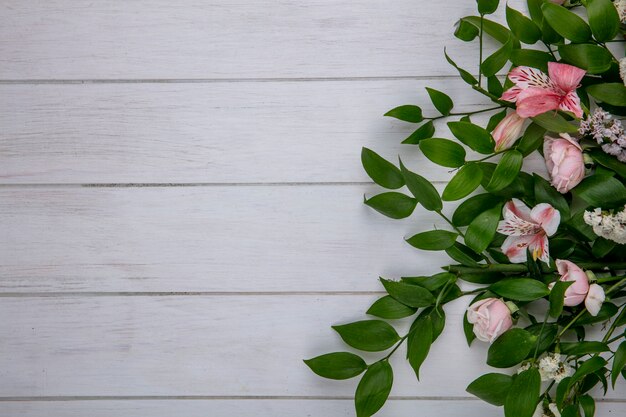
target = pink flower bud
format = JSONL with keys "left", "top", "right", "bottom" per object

{"left": 467, "top": 298, "right": 513, "bottom": 343}
{"left": 543, "top": 133, "right": 585, "bottom": 193}
{"left": 493, "top": 112, "right": 526, "bottom": 151}
{"left": 553, "top": 260, "right": 590, "bottom": 306}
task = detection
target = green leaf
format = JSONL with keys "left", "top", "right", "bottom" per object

{"left": 448, "top": 121, "right": 495, "bottom": 154}
{"left": 446, "top": 241, "right": 483, "bottom": 266}
{"left": 504, "top": 368, "right": 540, "bottom": 417}
{"left": 534, "top": 174, "right": 569, "bottom": 218}
{"left": 465, "top": 204, "right": 502, "bottom": 253}
{"left": 527, "top": 0, "right": 543, "bottom": 23}
{"left": 401, "top": 272, "right": 454, "bottom": 292}
{"left": 486, "top": 150, "right": 523, "bottom": 192}
{"left": 460, "top": 16, "right": 518, "bottom": 45}
{"left": 406, "top": 230, "right": 458, "bottom": 251}
{"left": 399, "top": 160, "right": 443, "bottom": 211}
{"left": 488, "top": 329, "right": 535, "bottom": 368}
{"left": 481, "top": 35, "right": 514, "bottom": 77}
{"left": 586, "top": 0, "right": 620, "bottom": 42}
{"left": 510, "top": 49, "right": 551, "bottom": 72}
{"left": 549, "top": 280, "right": 574, "bottom": 318}
{"left": 366, "top": 295, "right": 417, "bottom": 319}
{"left": 429, "top": 306, "right": 446, "bottom": 341}
{"left": 516, "top": 122, "right": 546, "bottom": 156}
{"left": 420, "top": 138, "right": 466, "bottom": 168}
{"left": 445, "top": 49, "right": 478, "bottom": 85}
{"left": 361, "top": 148, "right": 404, "bottom": 189}
{"left": 526, "top": 323, "right": 558, "bottom": 356}
{"left": 477, "top": 0, "right": 500, "bottom": 15}
{"left": 426, "top": 87, "right": 453, "bottom": 116}
{"left": 576, "top": 302, "right": 619, "bottom": 325}
{"left": 402, "top": 121, "right": 436, "bottom": 145}
{"left": 490, "top": 278, "right": 550, "bottom": 301}
{"left": 587, "top": 83, "right": 626, "bottom": 107}
{"left": 531, "top": 112, "right": 578, "bottom": 133}
{"left": 558, "top": 44, "right": 614, "bottom": 74}
{"left": 384, "top": 105, "right": 423, "bottom": 123}
{"left": 304, "top": 352, "right": 367, "bottom": 380}
{"left": 580, "top": 395, "right": 595, "bottom": 417}
{"left": 455, "top": 18, "right": 480, "bottom": 41}
{"left": 467, "top": 373, "right": 513, "bottom": 406}
{"left": 573, "top": 175, "right": 626, "bottom": 206}
{"left": 568, "top": 356, "right": 607, "bottom": 389}
{"left": 453, "top": 193, "right": 503, "bottom": 226}
{"left": 541, "top": 2, "right": 592, "bottom": 43}
{"left": 592, "top": 237, "right": 616, "bottom": 258}
{"left": 589, "top": 148, "right": 626, "bottom": 179}
{"left": 487, "top": 77, "right": 504, "bottom": 99}
{"left": 442, "top": 163, "right": 484, "bottom": 201}
{"left": 464, "top": 310, "right": 477, "bottom": 346}
{"left": 560, "top": 341, "right": 609, "bottom": 356}
{"left": 506, "top": 6, "right": 541, "bottom": 44}
{"left": 332, "top": 320, "right": 400, "bottom": 352}
{"left": 407, "top": 315, "right": 432, "bottom": 380}
{"left": 381, "top": 278, "right": 436, "bottom": 308}
{"left": 355, "top": 361, "right": 393, "bottom": 417}
{"left": 364, "top": 192, "right": 417, "bottom": 219}
{"left": 612, "top": 342, "right": 626, "bottom": 388}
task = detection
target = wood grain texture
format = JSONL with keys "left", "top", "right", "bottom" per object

{"left": 0, "top": 79, "right": 546, "bottom": 184}
{"left": 2, "top": 399, "right": 623, "bottom": 417}
{"left": 1, "top": 295, "right": 624, "bottom": 399}
{"left": 0, "top": 0, "right": 519, "bottom": 80}
{"left": 0, "top": 185, "right": 453, "bottom": 292}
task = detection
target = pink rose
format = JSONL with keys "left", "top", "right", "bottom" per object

{"left": 552, "top": 260, "right": 590, "bottom": 306}
{"left": 493, "top": 112, "right": 526, "bottom": 151}
{"left": 544, "top": 133, "right": 585, "bottom": 193}
{"left": 467, "top": 298, "right": 513, "bottom": 343}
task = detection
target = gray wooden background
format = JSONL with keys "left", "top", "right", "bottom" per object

{"left": 0, "top": 1, "right": 624, "bottom": 415}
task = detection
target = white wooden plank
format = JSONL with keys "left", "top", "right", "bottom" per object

{"left": 0, "top": 79, "right": 546, "bottom": 184}
{"left": 0, "top": 0, "right": 522, "bottom": 79}
{"left": 1, "top": 399, "right": 623, "bottom": 417}
{"left": 1, "top": 295, "right": 624, "bottom": 399}
{"left": 0, "top": 185, "right": 454, "bottom": 292}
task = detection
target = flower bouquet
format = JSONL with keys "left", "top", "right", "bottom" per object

{"left": 304, "top": 1, "right": 626, "bottom": 416}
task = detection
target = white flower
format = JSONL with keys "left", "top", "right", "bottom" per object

{"left": 538, "top": 353, "right": 573, "bottom": 382}
{"left": 616, "top": 0, "right": 626, "bottom": 22}
{"left": 585, "top": 283, "right": 605, "bottom": 316}
{"left": 584, "top": 206, "right": 626, "bottom": 244}
{"left": 579, "top": 108, "right": 626, "bottom": 163}
{"left": 620, "top": 57, "right": 626, "bottom": 86}
{"left": 517, "top": 362, "right": 532, "bottom": 374}
{"left": 533, "top": 403, "right": 562, "bottom": 417}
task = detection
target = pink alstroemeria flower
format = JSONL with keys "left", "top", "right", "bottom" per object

{"left": 501, "top": 62, "right": 586, "bottom": 119}
{"left": 497, "top": 199, "right": 561, "bottom": 264}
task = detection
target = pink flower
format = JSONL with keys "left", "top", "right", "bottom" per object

{"left": 551, "top": 260, "right": 590, "bottom": 306}
{"left": 585, "top": 284, "right": 605, "bottom": 316}
{"left": 467, "top": 298, "right": 513, "bottom": 343}
{"left": 501, "top": 62, "right": 586, "bottom": 119}
{"left": 544, "top": 133, "right": 585, "bottom": 193}
{"left": 497, "top": 199, "right": 560, "bottom": 263}
{"left": 493, "top": 112, "right": 526, "bottom": 151}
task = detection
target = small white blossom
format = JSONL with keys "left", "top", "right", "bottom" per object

{"left": 584, "top": 206, "right": 626, "bottom": 245}
{"left": 533, "top": 403, "right": 561, "bottom": 417}
{"left": 517, "top": 361, "right": 532, "bottom": 374}
{"left": 538, "top": 353, "right": 573, "bottom": 382}
{"left": 616, "top": 0, "right": 626, "bottom": 22}
{"left": 620, "top": 57, "right": 626, "bottom": 87}
{"left": 579, "top": 109, "right": 626, "bottom": 163}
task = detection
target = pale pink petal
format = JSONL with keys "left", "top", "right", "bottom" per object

{"left": 585, "top": 284, "right": 605, "bottom": 316}
{"left": 557, "top": 133, "right": 582, "bottom": 150}
{"left": 548, "top": 62, "right": 586, "bottom": 93}
{"left": 504, "top": 198, "right": 532, "bottom": 222}
{"left": 558, "top": 91, "right": 583, "bottom": 119}
{"left": 527, "top": 234, "right": 550, "bottom": 264}
{"left": 515, "top": 88, "right": 561, "bottom": 118}
{"left": 530, "top": 203, "right": 560, "bottom": 236}
{"left": 501, "top": 235, "right": 535, "bottom": 263}
{"left": 508, "top": 66, "right": 555, "bottom": 91}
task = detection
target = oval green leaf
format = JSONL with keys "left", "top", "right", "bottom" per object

{"left": 541, "top": 2, "right": 592, "bottom": 43}
{"left": 586, "top": 0, "right": 620, "bottom": 42}
{"left": 443, "top": 163, "right": 484, "bottom": 201}
{"left": 355, "top": 361, "right": 393, "bottom": 417}
{"left": 558, "top": 44, "right": 614, "bottom": 74}
{"left": 504, "top": 367, "right": 540, "bottom": 417}
{"left": 448, "top": 121, "right": 495, "bottom": 154}
{"left": 384, "top": 105, "right": 423, "bottom": 123}
{"left": 304, "top": 352, "right": 367, "bottom": 380}
{"left": 420, "top": 138, "right": 466, "bottom": 168}
{"left": 332, "top": 320, "right": 400, "bottom": 352}
{"left": 380, "top": 278, "right": 436, "bottom": 308}
{"left": 406, "top": 230, "right": 458, "bottom": 251}
{"left": 490, "top": 278, "right": 550, "bottom": 301}
{"left": 488, "top": 328, "right": 535, "bottom": 368}
{"left": 364, "top": 192, "right": 417, "bottom": 219}
{"left": 467, "top": 373, "right": 513, "bottom": 406}
{"left": 426, "top": 87, "right": 454, "bottom": 116}
{"left": 361, "top": 148, "right": 404, "bottom": 189}
{"left": 588, "top": 83, "right": 626, "bottom": 107}
{"left": 465, "top": 204, "right": 502, "bottom": 254}
{"left": 506, "top": 6, "right": 541, "bottom": 44}
{"left": 486, "top": 150, "right": 523, "bottom": 192}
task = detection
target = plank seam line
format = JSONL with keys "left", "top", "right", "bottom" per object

{"left": 0, "top": 181, "right": 449, "bottom": 188}
{"left": 0, "top": 396, "right": 624, "bottom": 402}
{"left": 0, "top": 291, "right": 386, "bottom": 298}
{"left": 0, "top": 75, "right": 466, "bottom": 85}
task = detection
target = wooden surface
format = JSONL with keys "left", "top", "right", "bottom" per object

{"left": 0, "top": 1, "right": 623, "bottom": 416}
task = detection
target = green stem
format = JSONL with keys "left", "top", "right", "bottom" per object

{"left": 542, "top": 41, "right": 557, "bottom": 60}
{"left": 557, "top": 309, "right": 587, "bottom": 339}
{"left": 446, "top": 262, "right": 626, "bottom": 275}
{"left": 382, "top": 334, "right": 408, "bottom": 361}
{"left": 436, "top": 210, "right": 465, "bottom": 238}
{"left": 478, "top": 15, "right": 484, "bottom": 88}
{"left": 605, "top": 277, "right": 626, "bottom": 296}
{"left": 425, "top": 105, "right": 504, "bottom": 122}
{"left": 533, "top": 312, "right": 551, "bottom": 360}
{"left": 602, "top": 304, "right": 626, "bottom": 343}
{"left": 597, "top": 275, "right": 626, "bottom": 285}
{"left": 471, "top": 85, "right": 514, "bottom": 107}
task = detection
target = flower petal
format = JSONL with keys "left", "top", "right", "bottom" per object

{"left": 501, "top": 235, "right": 534, "bottom": 263}
{"left": 558, "top": 90, "right": 583, "bottom": 119}
{"left": 504, "top": 198, "right": 532, "bottom": 222}
{"left": 584, "top": 284, "right": 605, "bottom": 316}
{"left": 528, "top": 234, "right": 550, "bottom": 264}
{"left": 530, "top": 203, "right": 560, "bottom": 236}
{"left": 515, "top": 88, "right": 561, "bottom": 118}
{"left": 508, "top": 66, "right": 555, "bottom": 91}
{"left": 548, "top": 62, "right": 586, "bottom": 93}
{"left": 501, "top": 86, "right": 522, "bottom": 103}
